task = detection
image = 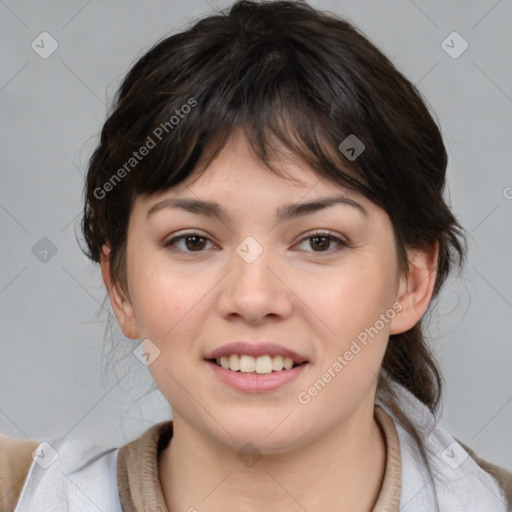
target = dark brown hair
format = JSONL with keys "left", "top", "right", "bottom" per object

{"left": 80, "top": 0, "right": 465, "bottom": 483}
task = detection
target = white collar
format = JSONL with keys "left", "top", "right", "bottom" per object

{"left": 15, "top": 377, "right": 508, "bottom": 511}
{"left": 376, "top": 376, "right": 508, "bottom": 511}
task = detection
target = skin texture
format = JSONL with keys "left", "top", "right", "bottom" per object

{"left": 101, "top": 129, "right": 438, "bottom": 511}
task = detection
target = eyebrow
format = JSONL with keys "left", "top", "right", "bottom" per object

{"left": 146, "top": 195, "right": 368, "bottom": 222}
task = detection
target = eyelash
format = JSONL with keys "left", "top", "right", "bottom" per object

{"left": 163, "top": 230, "right": 349, "bottom": 257}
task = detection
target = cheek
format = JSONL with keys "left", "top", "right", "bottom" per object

{"left": 303, "top": 260, "right": 397, "bottom": 343}
{"left": 130, "top": 266, "right": 215, "bottom": 408}
{"left": 127, "top": 247, "right": 200, "bottom": 341}
{"left": 133, "top": 273, "right": 207, "bottom": 341}
{"left": 296, "top": 264, "right": 395, "bottom": 419}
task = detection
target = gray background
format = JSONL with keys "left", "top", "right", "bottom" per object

{"left": 1, "top": 0, "right": 511, "bottom": 470}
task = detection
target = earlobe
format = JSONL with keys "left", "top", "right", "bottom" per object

{"left": 389, "top": 241, "right": 439, "bottom": 335}
{"left": 100, "top": 244, "right": 140, "bottom": 340}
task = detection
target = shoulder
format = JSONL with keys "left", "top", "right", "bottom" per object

{"left": 1, "top": 432, "right": 122, "bottom": 512}
{"left": 455, "top": 437, "right": 512, "bottom": 510}
{"left": 376, "top": 378, "right": 512, "bottom": 510}
{"left": 0, "top": 433, "right": 40, "bottom": 512}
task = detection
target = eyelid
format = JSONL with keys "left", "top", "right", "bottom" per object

{"left": 163, "top": 229, "right": 349, "bottom": 255}
{"left": 294, "top": 228, "right": 345, "bottom": 243}
{"left": 163, "top": 229, "right": 217, "bottom": 250}
{"left": 292, "top": 229, "right": 349, "bottom": 253}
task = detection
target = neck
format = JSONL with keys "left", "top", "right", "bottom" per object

{"left": 159, "top": 399, "right": 386, "bottom": 512}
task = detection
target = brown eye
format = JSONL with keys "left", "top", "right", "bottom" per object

{"left": 183, "top": 235, "right": 207, "bottom": 251}
{"left": 295, "top": 231, "right": 348, "bottom": 255}
{"left": 310, "top": 235, "right": 331, "bottom": 251}
{"left": 164, "top": 232, "right": 215, "bottom": 254}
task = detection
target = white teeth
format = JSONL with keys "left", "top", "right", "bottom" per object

{"left": 239, "top": 355, "right": 255, "bottom": 373}
{"left": 272, "top": 355, "right": 284, "bottom": 371}
{"left": 214, "top": 354, "right": 298, "bottom": 373}
{"left": 255, "top": 355, "right": 272, "bottom": 374}
{"left": 283, "top": 357, "right": 294, "bottom": 370}
{"left": 228, "top": 354, "right": 240, "bottom": 371}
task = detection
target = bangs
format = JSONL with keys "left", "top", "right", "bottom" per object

{"left": 117, "top": 30, "right": 374, "bottom": 205}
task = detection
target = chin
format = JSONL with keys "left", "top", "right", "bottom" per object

{"left": 207, "top": 410, "right": 305, "bottom": 454}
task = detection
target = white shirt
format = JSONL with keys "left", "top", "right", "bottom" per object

{"left": 14, "top": 377, "right": 509, "bottom": 511}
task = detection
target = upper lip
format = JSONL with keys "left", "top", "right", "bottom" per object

{"left": 205, "top": 341, "right": 309, "bottom": 364}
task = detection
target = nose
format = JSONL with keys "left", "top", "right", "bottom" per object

{"left": 216, "top": 237, "right": 293, "bottom": 324}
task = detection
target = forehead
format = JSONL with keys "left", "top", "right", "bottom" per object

{"left": 185, "top": 129, "right": 317, "bottom": 188}
{"left": 142, "top": 130, "right": 359, "bottom": 202}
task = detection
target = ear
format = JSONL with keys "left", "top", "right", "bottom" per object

{"left": 100, "top": 243, "right": 139, "bottom": 340}
{"left": 389, "top": 240, "right": 439, "bottom": 335}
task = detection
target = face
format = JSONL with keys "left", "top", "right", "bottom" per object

{"left": 106, "top": 129, "right": 414, "bottom": 454}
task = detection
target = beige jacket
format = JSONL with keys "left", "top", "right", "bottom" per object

{"left": 1, "top": 408, "right": 511, "bottom": 511}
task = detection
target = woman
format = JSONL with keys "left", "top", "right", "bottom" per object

{"left": 2, "top": 1, "right": 511, "bottom": 511}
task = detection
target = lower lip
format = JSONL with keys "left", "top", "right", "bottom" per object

{"left": 206, "top": 360, "right": 309, "bottom": 392}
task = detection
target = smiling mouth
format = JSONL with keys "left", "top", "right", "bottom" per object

{"left": 207, "top": 354, "right": 307, "bottom": 374}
